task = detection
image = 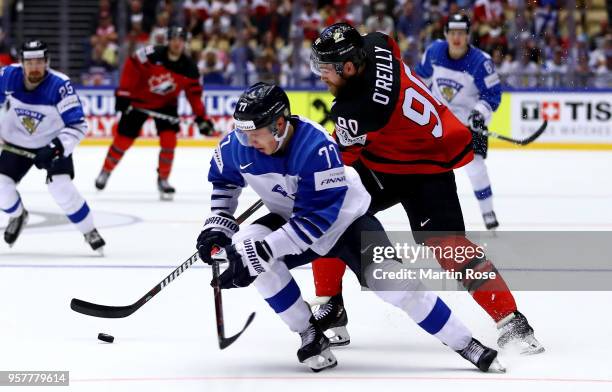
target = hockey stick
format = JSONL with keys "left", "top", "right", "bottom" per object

{"left": 0, "top": 143, "right": 36, "bottom": 159}
{"left": 70, "top": 199, "right": 265, "bottom": 319}
{"left": 127, "top": 106, "right": 182, "bottom": 124}
{"left": 474, "top": 120, "right": 548, "bottom": 146}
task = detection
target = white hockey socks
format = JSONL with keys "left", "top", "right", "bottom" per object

{"left": 0, "top": 174, "right": 24, "bottom": 218}
{"left": 47, "top": 174, "right": 95, "bottom": 234}
{"left": 464, "top": 155, "right": 494, "bottom": 215}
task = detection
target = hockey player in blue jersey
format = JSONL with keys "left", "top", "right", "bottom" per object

{"left": 415, "top": 13, "right": 501, "bottom": 230}
{"left": 0, "top": 40, "right": 105, "bottom": 252}
{"left": 195, "top": 82, "right": 505, "bottom": 373}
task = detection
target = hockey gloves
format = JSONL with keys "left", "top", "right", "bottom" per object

{"left": 468, "top": 110, "right": 486, "bottom": 132}
{"left": 212, "top": 239, "right": 274, "bottom": 289}
{"left": 195, "top": 116, "right": 215, "bottom": 136}
{"left": 197, "top": 212, "right": 239, "bottom": 264}
{"left": 34, "top": 138, "right": 64, "bottom": 170}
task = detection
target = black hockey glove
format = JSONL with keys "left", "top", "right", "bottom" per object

{"left": 196, "top": 212, "right": 239, "bottom": 264}
{"left": 34, "top": 138, "right": 64, "bottom": 170}
{"left": 195, "top": 116, "right": 215, "bottom": 136}
{"left": 213, "top": 239, "right": 274, "bottom": 289}
{"left": 115, "top": 95, "right": 131, "bottom": 114}
{"left": 468, "top": 110, "right": 486, "bottom": 132}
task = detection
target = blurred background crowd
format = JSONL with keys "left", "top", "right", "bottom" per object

{"left": 1, "top": 0, "right": 611, "bottom": 89}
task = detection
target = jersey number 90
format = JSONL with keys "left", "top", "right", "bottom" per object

{"left": 401, "top": 64, "right": 443, "bottom": 138}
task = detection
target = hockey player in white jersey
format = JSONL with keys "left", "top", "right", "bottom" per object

{"left": 415, "top": 13, "right": 501, "bottom": 230}
{"left": 0, "top": 40, "right": 105, "bottom": 252}
{"left": 196, "top": 82, "right": 505, "bottom": 373}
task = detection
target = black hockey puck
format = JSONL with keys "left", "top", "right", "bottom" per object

{"left": 97, "top": 333, "right": 114, "bottom": 343}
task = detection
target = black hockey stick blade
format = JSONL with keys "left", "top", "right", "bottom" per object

{"left": 219, "top": 311, "right": 256, "bottom": 349}
{"left": 485, "top": 120, "right": 548, "bottom": 146}
{"left": 70, "top": 298, "right": 140, "bottom": 318}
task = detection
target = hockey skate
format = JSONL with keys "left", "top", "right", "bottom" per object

{"left": 483, "top": 211, "right": 499, "bottom": 230}
{"left": 84, "top": 228, "right": 106, "bottom": 255}
{"left": 157, "top": 177, "right": 175, "bottom": 201}
{"left": 297, "top": 318, "right": 338, "bottom": 372}
{"left": 310, "top": 293, "right": 350, "bottom": 346}
{"left": 4, "top": 209, "right": 29, "bottom": 247}
{"left": 497, "top": 311, "right": 545, "bottom": 355}
{"left": 457, "top": 338, "right": 506, "bottom": 373}
{"left": 94, "top": 170, "right": 111, "bottom": 191}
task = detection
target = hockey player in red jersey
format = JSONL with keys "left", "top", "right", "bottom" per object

{"left": 309, "top": 23, "right": 543, "bottom": 354}
{"left": 94, "top": 26, "right": 214, "bottom": 200}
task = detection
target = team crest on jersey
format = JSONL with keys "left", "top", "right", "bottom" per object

{"left": 15, "top": 108, "right": 45, "bottom": 134}
{"left": 148, "top": 73, "right": 176, "bottom": 95}
{"left": 436, "top": 78, "right": 463, "bottom": 103}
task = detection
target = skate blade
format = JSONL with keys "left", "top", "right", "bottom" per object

{"left": 488, "top": 358, "right": 506, "bottom": 373}
{"left": 326, "top": 326, "right": 350, "bottom": 347}
{"left": 302, "top": 348, "right": 338, "bottom": 372}
{"left": 519, "top": 336, "right": 545, "bottom": 355}
{"left": 159, "top": 193, "right": 174, "bottom": 201}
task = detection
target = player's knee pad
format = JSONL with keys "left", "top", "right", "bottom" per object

{"left": 0, "top": 174, "right": 16, "bottom": 192}
{"left": 47, "top": 174, "right": 86, "bottom": 214}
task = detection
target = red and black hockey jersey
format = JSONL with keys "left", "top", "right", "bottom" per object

{"left": 116, "top": 45, "right": 206, "bottom": 117}
{"left": 331, "top": 32, "right": 473, "bottom": 174}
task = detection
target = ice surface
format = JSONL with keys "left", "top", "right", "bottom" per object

{"left": 1, "top": 147, "right": 611, "bottom": 391}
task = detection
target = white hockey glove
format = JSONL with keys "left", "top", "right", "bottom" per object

{"left": 196, "top": 212, "right": 239, "bottom": 264}
{"left": 212, "top": 239, "right": 274, "bottom": 289}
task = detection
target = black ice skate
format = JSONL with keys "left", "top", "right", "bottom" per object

{"left": 84, "top": 228, "right": 106, "bottom": 255}
{"left": 482, "top": 211, "right": 499, "bottom": 230}
{"left": 4, "top": 209, "right": 29, "bottom": 247}
{"left": 457, "top": 338, "right": 506, "bottom": 373}
{"left": 157, "top": 177, "right": 175, "bottom": 201}
{"left": 95, "top": 170, "right": 111, "bottom": 191}
{"left": 311, "top": 293, "right": 350, "bottom": 346}
{"left": 297, "top": 318, "right": 338, "bottom": 372}
{"left": 497, "top": 311, "right": 545, "bottom": 355}
{"left": 483, "top": 211, "right": 499, "bottom": 230}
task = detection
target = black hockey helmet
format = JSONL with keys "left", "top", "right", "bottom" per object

{"left": 20, "top": 40, "right": 49, "bottom": 61}
{"left": 310, "top": 22, "right": 365, "bottom": 76}
{"left": 233, "top": 82, "right": 291, "bottom": 149}
{"left": 167, "top": 26, "right": 189, "bottom": 41}
{"left": 445, "top": 13, "right": 471, "bottom": 33}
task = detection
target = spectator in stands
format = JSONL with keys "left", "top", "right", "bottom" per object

{"left": 91, "top": 11, "right": 118, "bottom": 48}
{"left": 199, "top": 49, "right": 226, "bottom": 85}
{"left": 225, "top": 31, "right": 256, "bottom": 86}
{"left": 183, "top": 0, "right": 210, "bottom": 22}
{"left": 296, "top": 0, "right": 322, "bottom": 42}
{"left": 543, "top": 47, "right": 568, "bottom": 87}
{"left": 366, "top": 2, "right": 394, "bottom": 35}
{"left": 506, "top": 44, "right": 540, "bottom": 88}
{"left": 322, "top": 0, "right": 355, "bottom": 27}
{"left": 204, "top": 9, "right": 233, "bottom": 40}
{"left": 396, "top": 1, "right": 421, "bottom": 43}
{"left": 150, "top": 11, "right": 170, "bottom": 45}
{"left": 0, "top": 27, "right": 13, "bottom": 67}
{"left": 124, "top": 15, "right": 150, "bottom": 56}
{"left": 252, "top": 0, "right": 291, "bottom": 43}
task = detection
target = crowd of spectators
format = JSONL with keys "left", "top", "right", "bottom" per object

{"left": 82, "top": 0, "right": 611, "bottom": 89}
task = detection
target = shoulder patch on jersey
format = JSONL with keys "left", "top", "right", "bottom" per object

{"left": 335, "top": 123, "right": 367, "bottom": 146}
{"left": 15, "top": 108, "right": 45, "bottom": 134}
{"left": 135, "top": 46, "right": 154, "bottom": 63}
{"left": 314, "top": 167, "right": 347, "bottom": 191}
{"left": 57, "top": 94, "right": 80, "bottom": 113}
{"left": 484, "top": 72, "right": 500, "bottom": 89}
{"left": 483, "top": 59, "right": 494, "bottom": 74}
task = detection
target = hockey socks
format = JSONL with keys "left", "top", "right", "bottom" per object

{"left": 102, "top": 134, "right": 134, "bottom": 173}
{"left": 158, "top": 131, "right": 177, "bottom": 180}
{"left": 48, "top": 175, "right": 95, "bottom": 234}
{"left": 464, "top": 155, "right": 494, "bottom": 215}
{"left": 0, "top": 174, "right": 24, "bottom": 218}
{"left": 312, "top": 257, "right": 346, "bottom": 297}
{"left": 426, "top": 235, "right": 517, "bottom": 322}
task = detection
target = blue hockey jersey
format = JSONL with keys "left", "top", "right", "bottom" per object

{"left": 208, "top": 116, "right": 370, "bottom": 258}
{"left": 0, "top": 64, "right": 87, "bottom": 154}
{"left": 415, "top": 40, "right": 501, "bottom": 125}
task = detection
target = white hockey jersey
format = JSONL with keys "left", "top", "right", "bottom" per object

{"left": 415, "top": 40, "right": 501, "bottom": 125}
{"left": 0, "top": 64, "right": 87, "bottom": 155}
{"left": 208, "top": 116, "right": 371, "bottom": 258}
